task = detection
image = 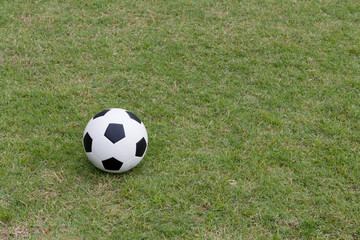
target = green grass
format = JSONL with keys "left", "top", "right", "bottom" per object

{"left": 1, "top": 0, "right": 359, "bottom": 239}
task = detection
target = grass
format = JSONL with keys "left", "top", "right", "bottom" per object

{"left": 0, "top": 0, "right": 359, "bottom": 239}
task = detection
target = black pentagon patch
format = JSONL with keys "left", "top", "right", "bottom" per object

{"left": 104, "top": 123, "right": 125, "bottom": 143}
{"left": 102, "top": 157, "right": 123, "bottom": 171}
{"left": 83, "top": 133, "right": 93, "bottom": 152}
{"left": 135, "top": 137, "right": 147, "bottom": 157}
{"left": 93, "top": 109, "right": 110, "bottom": 119}
{"left": 126, "top": 111, "right": 141, "bottom": 124}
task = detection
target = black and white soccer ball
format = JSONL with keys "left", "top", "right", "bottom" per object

{"left": 83, "top": 108, "right": 148, "bottom": 173}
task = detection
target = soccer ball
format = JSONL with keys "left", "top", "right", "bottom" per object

{"left": 83, "top": 108, "right": 148, "bottom": 173}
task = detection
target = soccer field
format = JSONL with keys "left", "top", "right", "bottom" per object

{"left": 1, "top": 0, "right": 359, "bottom": 239}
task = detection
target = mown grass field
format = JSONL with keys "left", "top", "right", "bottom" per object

{"left": 0, "top": 0, "right": 359, "bottom": 239}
